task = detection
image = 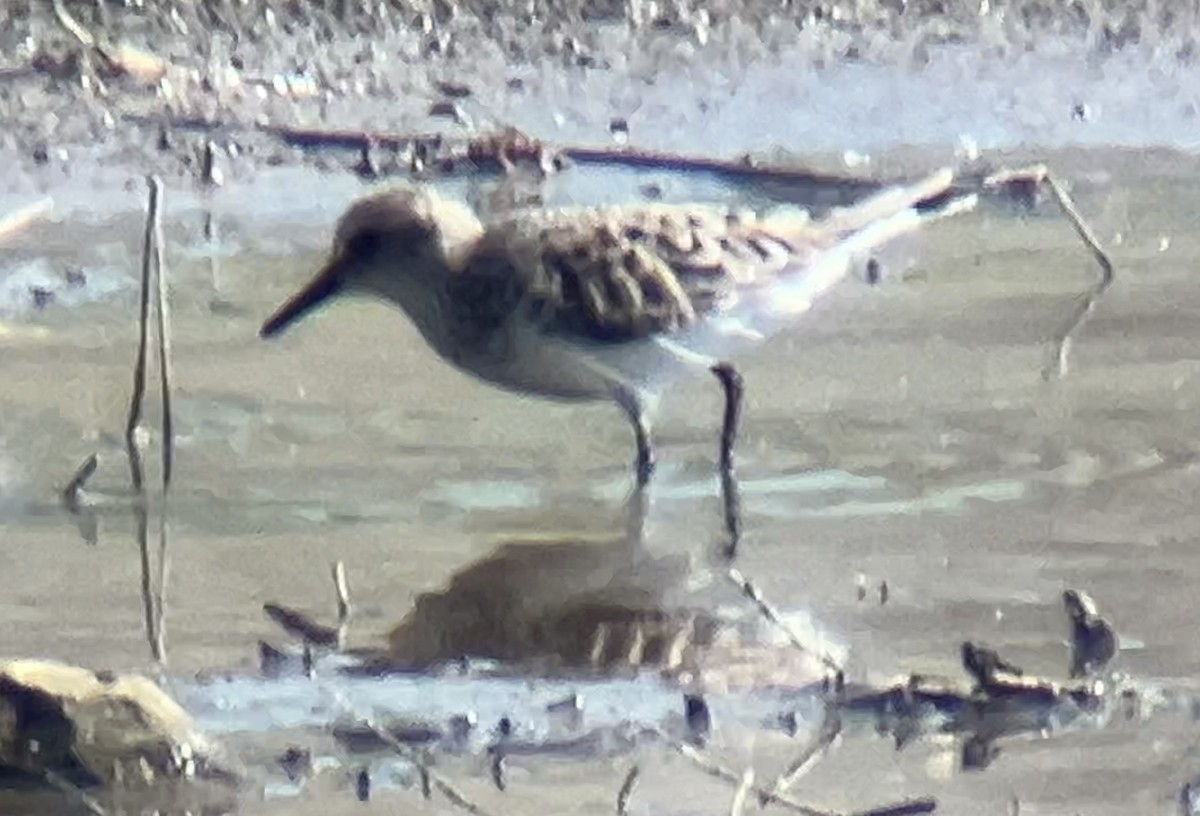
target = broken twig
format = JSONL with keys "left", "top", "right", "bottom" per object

{"left": 764, "top": 708, "right": 843, "bottom": 805}
{"left": 42, "top": 769, "right": 107, "bottom": 815}
{"left": 125, "top": 176, "right": 171, "bottom": 666}
{"left": 197, "top": 139, "right": 230, "bottom": 309}
{"left": 61, "top": 452, "right": 99, "bottom": 545}
{"left": 263, "top": 603, "right": 341, "bottom": 648}
{"left": 616, "top": 764, "right": 640, "bottom": 816}
{"left": 333, "top": 560, "right": 352, "bottom": 649}
{"left": 673, "top": 741, "right": 837, "bottom": 816}
{"left": 854, "top": 801, "right": 937, "bottom": 816}
{"left": 730, "top": 768, "right": 755, "bottom": 816}
{"left": 50, "top": 0, "right": 97, "bottom": 48}
{"left": 51, "top": 0, "right": 166, "bottom": 83}
{"left": 60, "top": 453, "right": 97, "bottom": 514}
{"left": 124, "top": 179, "right": 159, "bottom": 492}
{"left": 726, "top": 567, "right": 842, "bottom": 673}
{"left": 152, "top": 182, "right": 175, "bottom": 492}
{"left": 362, "top": 719, "right": 497, "bottom": 816}
{"left": 150, "top": 174, "right": 172, "bottom": 667}
{"left": 981, "top": 164, "right": 1115, "bottom": 380}
{"left": 263, "top": 563, "right": 353, "bottom": 654}
{"left": 257, "top": 123, "right": 877, "bottom": 201}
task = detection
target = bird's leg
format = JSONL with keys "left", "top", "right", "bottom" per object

{"left": 710, "top": 362, "right": 744, "bottom": 475}
{"left": 718, "top": 465, "right": 743, "bottom": 560}
{"left": 624, "top": 472, "right": 650, "bottom": 549}
{"left": 710, "top": 362, "right": 744, "bottom": 559}
{"left": 613, "top": 384, "right": 655, "bottom": 485}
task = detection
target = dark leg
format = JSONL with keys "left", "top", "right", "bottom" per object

{"left": 710, "top": 363, "right": 744, "bottom": 476}
{"left": 623, "top": 475, "right": 650, "bottom": 549}
{"left": 613, "top": 385, "right": 655, "bottom": 485}
{"left": 719, "top": 466, "right": 743, "bottom": 560}
{"left": 710, "top": 362, "right": 744, "bottom": 559}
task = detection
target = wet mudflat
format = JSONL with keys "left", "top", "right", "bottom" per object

{"left": 5, "top": 2, "right": 1200, "bottom": 814}
{"left": 0, "top": 145, "right": 1196, "bottom": 815}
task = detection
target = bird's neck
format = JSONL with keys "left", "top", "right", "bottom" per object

{"left": 364, "top": 224, "right": 486, "bottom": 357}
{"left": 365, "top": 261, "right": 456, "bottom": 352}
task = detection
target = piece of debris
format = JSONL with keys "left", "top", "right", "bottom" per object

{"left": 684, "top": 694, "right": 712, "bottom": 746}
{"left": 353, "top": 139, "right": 379, "bottom": 179}
{"left": 50, "top": 0, "right": 167, "bottom": 85}
{"left": 429, "top": 100, "right": 469, "bottom": 126}
{"left": 616, "top": 764, "right": 640, "bottom": 816}
{"left": 263, "top": 602, "right": 340, "bottom": 648}
{"left": 546, "top": 693, "right": 585, "bottom": 732}
{"left": 355, "top": 766, "right": 371, "bottom": 801}
{"left": 1063, "top": 589, "right": 1118, "bottom": 679}
{"left": 277, "top": 746, "right": 312, "bottom": 782}
{"left": 609, "top": 117, "right": 630, "bottom": 144}
{"left": 333, "top": 718, "right": 445, "bottom": 753}
{"left": 0, "top": 659, "right": 243, "bottom": 793}
{"left": 961, "top": 641, "right": 1024, "bottom": 693}
{"left": 435, "top": 81, "right": 473, "bottom": 98}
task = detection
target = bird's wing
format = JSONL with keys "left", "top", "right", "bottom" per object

{"left": 460, "top": 203, "right": 826, "bottom": 345}
{"left": 451, "top": 168, "right": 967, "bottom": 348}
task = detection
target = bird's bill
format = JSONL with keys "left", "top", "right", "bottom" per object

{"left": 260, "top": 255, "right": 347, "bottom": 338}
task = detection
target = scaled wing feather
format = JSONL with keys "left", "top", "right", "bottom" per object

{"left": 470, "top": 206, "right": 824, "bottom": 345}
{"left": 447, "top": 168, "right": 963, "bottom": 351}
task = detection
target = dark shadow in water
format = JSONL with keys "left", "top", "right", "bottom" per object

{"left": 383, "top": 479, "right": 711, "bottom": 674}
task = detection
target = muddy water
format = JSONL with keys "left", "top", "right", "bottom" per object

{"left": 5, "top": 44, "right": 1200, "bottom": 814}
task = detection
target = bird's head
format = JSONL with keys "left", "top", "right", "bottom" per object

{"left": 260, "top": 186, "right": 481, "bottom": 338}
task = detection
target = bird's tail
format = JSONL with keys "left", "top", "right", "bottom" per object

{"left": 803, "top": 166, "right": 977, "bottom": 292}
{"left": 749, "top": 167, "right": 976, "bottom": 322}
{"left": 820, "top": 166, "right": 975, "bottom": 243}
{"left": 652, "top": 167, "right": 976, "bottom": 365}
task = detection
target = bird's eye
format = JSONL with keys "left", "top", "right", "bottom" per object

{"left": 346, "top": 230, "right": 382, "bottom": 259}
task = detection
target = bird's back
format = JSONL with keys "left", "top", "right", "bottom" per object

{"left": 447, "top": 168, "right": 969, "bottom": 363}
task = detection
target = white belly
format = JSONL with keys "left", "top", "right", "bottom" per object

{"left": 455, "top": 325, "right": 617, "bottom": 402}
{"left": 458, "top": 320, "right": 714, "bottom": 400}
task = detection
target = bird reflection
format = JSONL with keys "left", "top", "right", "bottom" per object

{"left": 386, "top": 479, "right": 704, "bottom": 672}
{"left": 384, "top": 473, "right": 765, "bottom": 685}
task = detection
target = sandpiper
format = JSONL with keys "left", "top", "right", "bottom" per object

{"left": 261, "top": 169, "right": 973, "bottom": 484}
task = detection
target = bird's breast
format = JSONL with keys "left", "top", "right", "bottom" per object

{"left": 444, "top": 322, "right": 616, "bottom": 402}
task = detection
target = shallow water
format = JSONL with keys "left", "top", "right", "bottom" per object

{"left": 5, "top": 28, "right": 1200, "bottom": 815}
